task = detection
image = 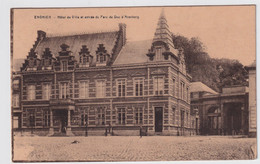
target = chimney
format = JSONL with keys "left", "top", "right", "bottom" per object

{"left": 119, "top": 23, "right": 126, "bottom": 46}
{"left": 37, "top": 30, "right": 46, "bottom": 41}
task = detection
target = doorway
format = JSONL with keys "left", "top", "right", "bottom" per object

{"left": 54, "top": 110, "right": 67, "bottom": 134}
{"left": 226, "top": 104, "right": 242, "bottom": 135}
{"left": 155, "top": 107, "right": 163, "bottom": 132}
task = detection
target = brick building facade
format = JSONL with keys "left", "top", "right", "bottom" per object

{"left": 12, "top": 11, "right": 198, "bottom": 136}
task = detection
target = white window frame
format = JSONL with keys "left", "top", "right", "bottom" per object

{"left": 186, "top": 87, "right": 189, "bottom": 102}
{"left": 172, "top": 77, "right": 176, "bottom": 97}
{"left": 134, "top": 78, "right": 144, "bottom": 97}
{"left": 117, "top": 107, "right": 126, "bottom": 125}
{"left": 180, "top": 81, "right": 185, "bottom": 100}
{"left": 61, "top": 60, "right": 68, "bottom": 71}
{"left": 27, "top": 84, "right": 36, "bottom": 100}
{"left": 155, "top": 47, "right": 162, "bottom": 61}
{"left": 153, "top": 76, "right": 164, "bottom": 95}
{"left": 79, "top": 80, "right": 89, "bottom": 99}
{"left": 96, "top": 80, "right": 106, "bottom": 98}
{"left": 81, "top": 108, "right": 89, "bottom": 126}
{"left": 97, "top": 107, "right": 106, "bottom": 125}
{"left": 12, "top": 94, "right": 19, "bottom": 107}
{"left": 43, "top": 110, "right": 50, "bottom": 127}
{"left": 116, "top": 79, "right": 126, "bottom": 97}
{"left": 59, "top": 82, "right": 69, "bottom": 99}
{"left": 134, "top": 107, "right": 143, "bottom": 124}
{"left": 42, "top": 83, "right": 51, "bottom": 100}
{"left": 13, "top": 79, "right": 19, "bottom": 89}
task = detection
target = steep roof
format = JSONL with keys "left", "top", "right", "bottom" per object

{"left": 190, "top": 82, "right": 218, "bottom": 94}
{"left": 152, "top": 9, "right": 178, "bottom": 55}
{"left": 113, "top": 40, "right": 152, "bottom": 65}
{"left": 34, "top": 31, "right": 119, "bottom": 62}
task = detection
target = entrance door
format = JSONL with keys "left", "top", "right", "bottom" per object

{"left": 155, "top": 107, "right": 163, "bottom": 132}
{"left": 55, "top": 110, "right": 67, "bottom": 133}
{"left": 227, "top": 108, "right": 241, "bottom": 135}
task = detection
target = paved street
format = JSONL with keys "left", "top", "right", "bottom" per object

{"left": 13, "top": 136, "right": 257, "bottom": 161}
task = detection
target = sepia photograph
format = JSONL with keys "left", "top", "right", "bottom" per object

{"left": 11, "top": 6, "right": 257, "bottom": 162}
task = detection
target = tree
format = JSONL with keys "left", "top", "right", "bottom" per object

{"left": 172, "top": 34, "right": 248, "bottom": 92}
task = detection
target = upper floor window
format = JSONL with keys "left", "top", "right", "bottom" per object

{"left": 180, "top": 81, "right": 185, "bottom": 100}
{"left": 28, "top": 58, "right": 36, "bottom": 67}
{"left": 82, "top": 56, "right": 89, "bottom": 64}
{"left": 186, "top": 112, "right": 189, "bottom": 127}
{"left": 186, "top": 87, "right": 189, "bottom": 102}
{"left": 59, "top": 82, "right": 69, "bottom": 99}
{"left": 12, "top": 94, "right": 19, "bottom": 107}
{"left": 61, "top": 60, "right": 68, "bottom": 71}
{"left": 79, "top": 81, "right": 89, "bottom": 99}
{"left": 153, "top": 77, "right": 164, "bottom": 95}
{"left": 96, "top": 80, "right": 106, "bottom": 98}
{"left": 117, "top": 108, "right": 126, "bottom": 125}
{"left": 134, "top": 78, "right": 144, "bottom": 96}
{"left": 117, "top": 79, "right": 126, "bottom": 97}
{"left": 134, "top": 107, "right": 143, "bottom": 124}
{"left": 97, "top": 107, "right": 105, "bottom": 125}
{"left": 155, "top": 47, "right": 162, "bottom": 60}
{"left": 13, "top": 80, "right": 19, "bottom": 89}
{"left": 44, "top": 58, "right": 51, "bottom": 67}
{"left": 172, "top": 78, "right": 176, "bottom": 97}
{"left": 97, "top": 54, "right": 106, "bottom": 63}
{"left": 27, "top": 85, "right": 36, "bottom": 100}
{"left": 42, "top": 83, "right": 51, "bottom": 100}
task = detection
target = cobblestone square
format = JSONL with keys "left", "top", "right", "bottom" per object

{"left": 13, "top": 136, "right": 257, "bottom": 161}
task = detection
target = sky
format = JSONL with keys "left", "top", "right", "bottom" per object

{"left": 12, "top": 6, "right": 256, "bottom": 66}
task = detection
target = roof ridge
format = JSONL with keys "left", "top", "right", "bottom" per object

{"left": 47, "top": 29, "right": 118, "bottom": 38}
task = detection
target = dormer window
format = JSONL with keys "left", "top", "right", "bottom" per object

{"left": 96, "top": 44, "right": 109, "bottom": 66}
{"left": 61, "top": 60, "right": 68, "bottom": 71}
{"left": 155, "top": 47, "right": 162, "bottom": 61}
{"left": 97, "top": 53, "right": 106, "bottom": 63}
{"left": 41, "top": 48, "right": 54, "bottom": 70}
{"left": 79, "top": 45, "right": 92, "bottom": 67}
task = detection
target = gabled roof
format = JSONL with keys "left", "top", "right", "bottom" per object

{"left": 190, "top": 82, "right": 218, "bottom": 94}
{"left": 113, "top": 40, "right": 152, "bottom": 65}
{"left": 35, "top": 31, "right": 119, "bottom": 63}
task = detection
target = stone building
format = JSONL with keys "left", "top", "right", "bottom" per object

{"left": 12, "top": 11, "right": 198, "bottom": 136}
{"left": 190, "top": 82, "right": 249, "bottom": 135}
{"left": 245, "top": 60, "right": 256, "bottom": 137}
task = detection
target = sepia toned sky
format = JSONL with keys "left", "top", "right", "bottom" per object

{"left": 12, "top": 6, "right": 255, "bottom": 65}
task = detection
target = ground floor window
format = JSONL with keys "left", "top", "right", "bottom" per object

{"left": 29, "top": 112, "right": 36, "bottom": 127}
{"left": 81, "top": 114, "right": 88, "bottom": 126}
{"left": 43, "top": 110, "right": 50, "bottom": 127}
{"left": 134, "top": 107, "right": 143, "bottom": 124}
{"left": 97, "top": 107, "right": 105, "bottom": 125}
{"left": 172, "top": 107, "right": 176, "bottom": 124}
{"left": 117, "top": 108, "right": 126, "bottom": 125}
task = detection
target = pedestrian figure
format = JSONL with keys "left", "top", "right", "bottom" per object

{"left": 140, "top": 125, "right": 143, "bottom": 138}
